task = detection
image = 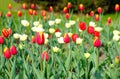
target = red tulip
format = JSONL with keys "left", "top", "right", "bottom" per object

{"left": 22, "top": 3, "right": 27, "bottom": 10}
{"left": 94, "top": 31, "right": 100, "bottom": 37}
{"left": 3, "top": 47, "right": 11, "bottom": 59}
{"left": 0, "top": 36, "right": 4, "bottom": 44}
{"left": 94, "top": 37, "right": 101, "bottom": 47}
{"left": 0, "top": 11, "right": 2, "bottom": 17}
{"left": 28, "top": 9, "right": 33, "bottom": 15}
{"left": 17, "top": 10, "right": 22, "bottom": 17}
{"left": 65, "top": 13, "right": 70, "bottom": 19}
{"left": 41, "top": 10, "right": 46, "bottom": 17}
{"left": 31, "top": 36, "right": 36, "bottom": 43}
{"left": 10, "top": 45, "right": 17, "bottom": 55}
{"left": 94, "top": 14, "right": 99, "bottom": 21}
{"left": 63, "top": 33, "right": 70, "bottom": 43}
{"left": 6, "top": 11, "right": 12, "bottom": 17}
{"left": 49, "top": 6, "right": 53, "bottom": 12}
{"left": 55, "top": 28, "right": 61, "bottom": 32}
{"left": 97, "top": 7, "right": 102, "bottom": 14}
{"left": 8, "top": 4, "right": 12, "bottom": 9}
{"left": 72, "top": 34, "right": 79, "bottom": 42}
{"left": 63, "top": 7, "right": 68, "bottom": 13}
{"left": 67, "top": 2, "right": 72, "bottom": 9}
{"left": 107, "top": 17, "right": 112, "bottom": 24}
{"left": 31, "top": 3, "right": 35, "bottom": 9}
{"left": 79, "top": 4, "right": 84, "bottom": 11}
{"left": 79, "top": 22, "right": 86, "bottom": 30}
{"left": 2, "top": 28, "right": 11, "bottom": 38}
{"left": 41, "top": 51, "right": 49, "bottom": 61}
{"left": 87, "top": 26, "right": 94, "bottom": 34}
{"left": 115, "top": 4, "right": 119, "bottom": 12}
{"left": 36, "top": 32, "right": 45, "bottom": 45}
{"left": 33, "top": 10, "right": 37, "bottom": 15}
{"left": 90, "top": 11, "right": 94, "bottom": 17}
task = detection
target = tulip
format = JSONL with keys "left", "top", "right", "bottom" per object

{"left": 55, "top": 32, "right": 62, "bottom": 38}
{"left": 65, "top": 22, "right": 71, "bottom": 28}
{"left": 55, "top": 28, "right": 61, "bottom": 32}
{"left": 17, "top": 10, "right": 22, "bottom": 17}
{"left": 55, "top": 18, "right": 61, "bottom": 24}
{"left": 115, "top": 4, "right": 119, "bottom": 12}
{"left": 21, "top": 20, "right": 29, "bottom": 27}
{"left": 36, "top": 32, "right": 45, "bottom": 45}
{"left": 28, "top": 9, "right": 33, "bottom": 15}
{"left": 0, "top": 11, "right": 2, "bottom": 17}
{"left": 41, "top": 10, "right": 46, "bottom": 17}
{"left": 48, "top": 20, "right": 55, "bottom": 26}
{"left": 13, "top": 33, "right": 20, "bottom": 39}
{"left": 31, "top": 36, "right": 36, "bottom": 43}
{"left": 94, "top": 31, "right": 100, "bottom": 37}
{"left": 53, "top": 46, "right": 60, "bottom": 52}
{"left": 76, "top": 37, "right": 83, "bottom": 44}
{"left": 8, "top": 4, "right": 12, "bottom": 9}
{"left": 97, "top": 7, "right": 102, "bottom": 14}
{"left": 95, "top": 27, "right": 103, "bottom": 32}
{"left": 89, "top": 21, "right": 96, "bottom": 27}
{"left": 22, "top": 3, "right": 27, "bottom": 10}
{"left": 19, "top": 34, "right": 28, "bottom": 41}
{"left": 115, "top": 55, "right": 119, "bottom": 64}
{"left": 45, "top": 38, "right": 48, "bottom": 44}
{"left": 3, "top": 47, "right": 11, "bottom": 59}
{"left": 107, "top": 17, "right": 112, "bottom": 24}
{"left": 113, "top": 35, "right": 120, "bottom": 41}
{"left": 6, "top": 11, "right": 12, "bottom": 17}
{"left": 87, "top": 26, "right": 94, "bottom": 34}
{"left": 44, "top": 33, "right": 49, "bottom": 39}
{"left": 72, "top": 34, "right": 79, "bottom": 42}
{"left": 10, "top": 45, "right": 17, "bottom": 55}
{"left": 68, "top": 33, "right": 73, "bottom": 37}
{"left": 90, "top": 11, "right": 94, "bottom": 17}
{"left": 33, "top": 21, "right": 39, "bottom": 27}
{"left": 65, "top": 13, "right": 70, "bottom": 19}
{"left": 41, "top": 51, "right": 49, "bottom": 61}
{"left": 94, "top": 14, "right": 99, "bottom": 21}
{"left": 0, "top": 36, "right": 4, "bottom": 44}
{"left": 31, "top": 3, "right": 35, "bottom": 9}
{"left": 2, "top": 28, "right": 11, "bottom": 38}
{"left": 67, "top": 2, "right": 72, "bottom": 9}
{"left": 49, "top": 6, "right": 53, "bottom": 12}
{"left": 79, "top": 4, "right": 84, "bottom": 11}
{"left": 84, "top": 53, "right": 90, "bottom": 59}
{"left": 63, "top": 33, "right": 70, "bottom": 43}
{"left": 63, "top": 7, "right": 68, "bottom": 13}
{"left": 78, "top": 22, "right": 86, "bottom": 30}
{"left": 49, "top": 28, "right": 55, "bottom": 34}
{"left": 94, "top": 37, "right": 101, "bottom": 47}
{"left": 33, "top": 10, "right": 37, "bottom": 15}
{"left": 69, "top": 20, "right": 76, "bottom": 26}
{"left": 58, "top": 37, "right": 64, "bottom": 44}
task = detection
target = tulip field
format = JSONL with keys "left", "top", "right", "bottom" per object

{"left": 0, "top": 2, "right": 120, "bottom": 79}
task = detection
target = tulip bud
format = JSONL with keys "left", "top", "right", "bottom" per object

{"left": 115, "top": 55, "right": 119, "bottom": 64}
{"left": 53, "top": 46, "right": 60, "bottom": 53}
{"left": 107, "top": 17, "right": 112, "bottom": 25}
{"left": 22, "top": 3, "right": 27, "bottom": 10}
{"left": 41, "top": 51, "right": 49, "bottom": 61}
{"left": 97, "top": 7, "right": 102, "bottom": 14}
{"left": 65, "top": 13, "right": 70, "bottom": 19}
{"left": 72, "top": 34, "right": 79, "bottom": 42}
{"left": 49, "top": 6, "right": 53, "bottom": 12}
{"left": 94, "top": 37, "right": 101, "bottom": 47}
{"left": 36, "top": 32, "right": 45, "bottom": 45}
{"left": 31, "top": 3, "right": 35, "bottom": 9}
{"left": 28, "top": 9, "right": 33, "bottom": 15}
{"left": 8, "top": 4, "right": 12, "bottom": 9}
{"left": 63, "top": 7, "right": 68, "bottom": 13}
{"left": 94, "top": 14, "right": 99, "bottom": 21}
{"left": 84, "top": 53, "right": 90, "bottom": 59}
{"left": 79, "top": 22, "right": 86, "bottom": 31}
{"left": 41, "top": 10, "right": 46, "bottom": 17}
{"left": 0, "top": 36, "right": 4, "bottom": 44}
{"left": 67, "top": 2, "right": 72, "bottom": 9}
{"left": 115, "top": 4, "right": 119, "bottom": 12}
{"left": 79, "top": 4, "right": 84, "bottom": 11}
{"left": 87, "top": 26, "right": 94, "bottom": 34}
{"left": 33, "top": 10, "right": 37, "bottom": 16}
{"left": 10, "top": 45, "right": 17, "bottom": 55}
{"left": 63, "top": 33, "right": 70, "bottom": 43}
{"left": 6, "top": 11, "right": 12, "bottom": 17}
{"left": 90, "top": 11, "right": 94, "bottom": 17}
{"left": 3, "top": 47, "right": 11, "bottom": 59}
{"left": 18, "top": 10, "right": 22, "bottom": 17}
{"left": 31, "top": 36, "right": 36, "bottom": 43}
{"left": 2, "top": 28, "right": 11, "bottom": 38}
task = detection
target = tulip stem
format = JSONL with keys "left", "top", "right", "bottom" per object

{"left": 8, "top": 59, "right": 11, "bottom": 77}
{"left": 40, "top": 46, "right": 43, "bottom": 71}
{"left": 85, "top": 59, "right": 88, "bottom": 79}
{"left": 96, "top": 48, "right": 99, "bottom": 70}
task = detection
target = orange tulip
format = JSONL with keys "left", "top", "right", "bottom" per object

{"left": 65, "top": 13, "right": 70, "bottom": 19}
{"left": 2, "top": 28, "right": 12, "bottom": 38}
{"left": 115, "top": 4, "right": 119, "bottom": 12}
{"left": 28, "top": 9, "right": 33, "bottom": 15}
{"left": 8, "top": 4, "right": 12, "bottom": 9}
{"left": 22, "top": 3, "right": 27, "bottom": 10}
{"left": 63, "top": 7, "right": 68, "bottom": 13}
{"left": 79, "top": 4, "right": 84, "bottom": 11}
{"left": 41, "top": 10, "right": 46, "bottom": 17}
{"left": 94, "top": 14, "right": 99, "bottom": 21}
{"left": 49, "top": 6, "right": 53, "bottom": 12}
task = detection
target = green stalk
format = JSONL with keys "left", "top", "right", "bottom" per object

{"left": 85, "top": 59, "right": 88, "bottom": 79}
{"left": 40, "top": 46, "right": 43, "bottom": 71}
{"left": 96, "top": 48, "right": 99, "bottom": 70}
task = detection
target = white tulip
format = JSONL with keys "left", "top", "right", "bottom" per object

{"left": 48, "top": 20, "right": 55, "bottom": 26}
{"left": 65, "top": 22, "right": 71, "bottom": 28}
{"left": 53, "top": 46, "right": 60, "bottom": 52}
{"left": 13, "top": 33, "right": 20, "bottom": 39}
{"left": 84, "top": 53, "right": 90, "bottom": 59}
{"left": 36, "top": 27, "right": 44, "bottom": 32}
{"left": 20, "top": 34, "right": 28, "bottom": 41}
{"left": 113, "top": 30, "right": 120, "bottom": 35}
{"left": 44, "top": 33, "right": 49, "bottom": 38}
{"left": 21, "top": 20, "right": 29, "bottom": 27}
{"left": 68, "top": 33, "right": 73, "bottom": 37}
{"left": 89, "top": 21, "right": 96, "bottom": 27}
{"left": 38, "top": 24, "right": 43, "bottom": 28}
{"left": 55, "top": 32, "right": 62, "bottom": 38}
{"left": 69, "top": 20, "right": 76, "bottom": 26}
{"left": 33, "top": 21, "right": 39, "bottom": 27}
{"left": 31, "top": 27, "right": 37, "bottom": 32}
{"left": 55, "top": 18, "right": 61, "bottom": 24}
{"left": 76, "top": 38, "right": 83, "bottom": 44}
{"left": 49, "top": 28, "right": 55, "bottom": 34}
{"left": 113, "top": 35, "right": 120, "bottom": 41}
{"left": 58, "top": 37, "right": 64, "bottom": 44}
{"left": 95, "top": 27, "right": 103, "bottom": 32}
{"left": 45, "top": 39, "right": 48, "bottom": 44}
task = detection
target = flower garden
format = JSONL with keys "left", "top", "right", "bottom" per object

{"left": 0, "top": 1, "right": 120, "bottom": 79}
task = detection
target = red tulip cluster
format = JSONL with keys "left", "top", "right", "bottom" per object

{"left": 4, "top": 45, "right": 18, "bottom": 59}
